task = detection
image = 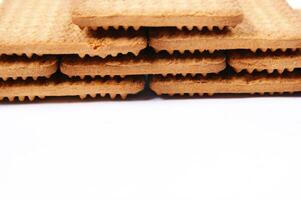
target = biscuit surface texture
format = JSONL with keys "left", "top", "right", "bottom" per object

{"left": 0, "top": 56, "right": 58, "bottom": 81}
{"left": 150, "top": 71, "right": 301, "bottom": 96}
{"left": 149, "top": 0, "right": 301, "bottom": 52}
{"left": 0, "top": 0, "right": 147, "bottom": 57}
{"left": 73, "top": 0, "right": 243, "bottom": 29}
{"left": 228, "top": 50, "right": 301, "bottom": 73}
{"left": 61, "top": 52, "right": 226, "bottom": 77}
{"left": 0, "top": 76, "right": 145, "bottom": 102}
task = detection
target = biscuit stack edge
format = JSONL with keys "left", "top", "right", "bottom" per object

{"left": 0, "top": 0, "right": 301, "bottom": 102}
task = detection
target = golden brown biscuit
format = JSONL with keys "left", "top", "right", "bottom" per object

{"left": 73, "top": 0, "right": 243, "bottom": 29}
{"left": 0, "top": 55, "right": 58, "bottom": 81}
{"left": 228, "top": 50, "right": 301, "bottom": 73}
{"left": 149, "top": 0, "right": 301, "bottom": 53}
{"left": 0, "top": 0, "right": 147, "bottom": 57}
{"left": 0, "top": 76, "right": 145, "bottom": 102}
{"left": 61, "top": 51, "right": 226, "bottom": 78}
{"left": 150, "top": 71, "right": 301, "bottom": 96}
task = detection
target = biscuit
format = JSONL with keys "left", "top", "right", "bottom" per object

{"left": 150, "top": 71, "right": 301, "bottom": 96}
{"left": 61, "top": 51, "right": 226, "bottom": 78}
{"left": 0, "top": 76, "right": 145, "bottom": 102}
{"left": 72, "top": 0, "right": 243, "bottom": 30}
{"left": 149, "top": 0, "right": 301, "bottom": 53}
{"left": 0, "top": 0, "right": 147, "bottom": 57}
{"left": 228, "top": 50, "right": 301, "bottom": 73}
{"left": 0, "top": 55, "right": 58, "bottom": 81}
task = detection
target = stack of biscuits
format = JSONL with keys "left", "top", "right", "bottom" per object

{"left": 0, "top": 0, "right": 301, "bottom": 102}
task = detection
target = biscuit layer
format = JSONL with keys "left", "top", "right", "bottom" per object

{"left": 0, "top": 0, "right": 147, "bottom": 57}
{"left": 73, "top": 0, "right": 243, "bottom": 29}
{"left": 0, "top": 77, "right": 145, "bottom": 102}
{"left": 61, "top": 52, "right": 226, "bottom": 78}
{"left": 228, "top": 50, "right": 301, "bottom": 73}
{"left": 150, "top": 71, "right": 301, "bottom": 96}
{"left": 149, "top": 0, "right": 301, "bottom": 53}
{"left": 0, "top": 55, "right": 58, "bottom": 81}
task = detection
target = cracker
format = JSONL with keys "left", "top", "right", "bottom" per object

{"left": 0, "top": 0, "right": 147, "bottom": 57}
{"left": 149, "top": 0, "right": 301, "bottom": 53}
{"left": 150, "top": 71, "right": 301, "bottom": 96}
{"left": 0, "top": 76, "right": 145, "bottom": 102}
{"left": 72, "top": 0, "right": 243, "bottom": 30}
{"left": 0, "top": 55, "right": 58, "bottom": 81}
{"left": 228, "top": 50, "right": 301, "bottom": 73}
{"left": 61, "top": 51, "right": 226, "bottom": 78}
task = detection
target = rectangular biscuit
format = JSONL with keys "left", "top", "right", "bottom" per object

{"left": 61, "top": 51, "right": 226, "bottom": 78}
{"left": 228, "top": 50, "right": 301, "bottom": 73}
{"left": 150, "top": 71, "right": 301, "bottom": 96}
{"left": 72, "top": 0, "right": 243, "bottom": 30}
{"left": 0, "top": 76, "right": 145, "bottom": 102}
{"left": 0, "top": 55, "right": 58, "bottom": 81}
{"left": 0, "top": 0, "right": 147, "bottom": 57}
{"left": 149, "top": 0, "right": 301, "bottom": 53}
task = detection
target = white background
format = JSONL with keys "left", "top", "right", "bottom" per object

{"left": 1, "top": 1, "right": 301, "bottom": 200}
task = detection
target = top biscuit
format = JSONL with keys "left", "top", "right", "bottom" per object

{"left": 0, "top": 0, "right": 147, "bottom": 57}
{"left": 72, "top": 0, "right": 243, "bottom": 29}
